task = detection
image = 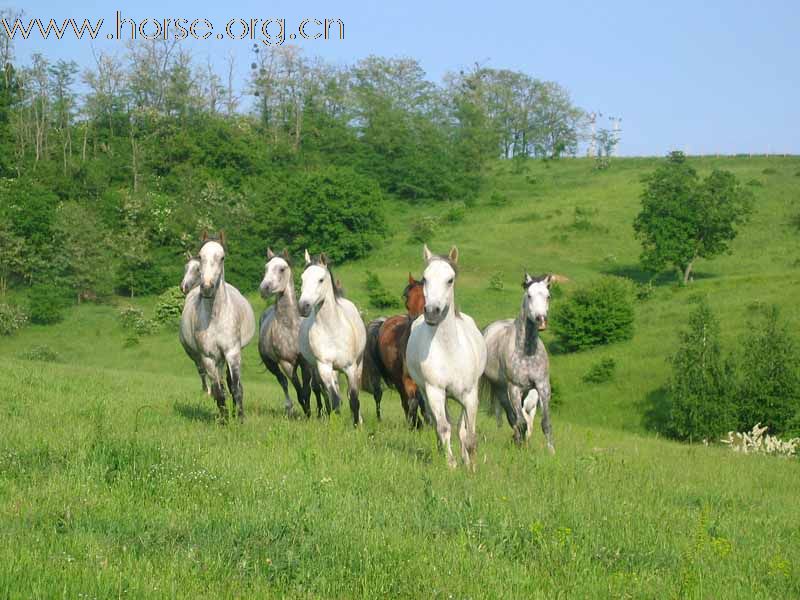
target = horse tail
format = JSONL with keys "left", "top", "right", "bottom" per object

{"left": 479, "top": 375, "right": 504, "bottom": 427}
{"left": 362, "top": 317, "right": 388, "bottom": 395}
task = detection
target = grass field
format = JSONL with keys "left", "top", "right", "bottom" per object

{"left": 1, "top": 156, "right": 799, "bottom": 598}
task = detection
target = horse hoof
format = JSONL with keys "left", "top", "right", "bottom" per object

{"left": 546, "top": 444, "right": 555, "bottom": 455}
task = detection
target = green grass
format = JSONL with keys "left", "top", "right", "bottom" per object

{"left": 1, "top": 156, "right": 799, "bottom": 598}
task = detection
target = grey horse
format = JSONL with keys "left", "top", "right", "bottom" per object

{"left": 180, "top": 232, "right": 256, "bottom": 422}
{"left": 178, "top": 251, "right": 210, "bottom": 395}
{"left": 482, "top": 273, "right": 554, "bottom": 451}
{"left": 258, "top": 248, "right": 323, "bottom": 417}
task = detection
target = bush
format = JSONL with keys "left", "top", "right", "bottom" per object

{"left": 442, "top": 201, "right": 466, "bottom": 224}
{"left": 552, "top": 277, "right": 635, "bottom": 352}
{"left": 0, "top": 302, "right": 28, "bottom": 335}
{"left": 118, "top": 305, "right": 156, "bottom": 335}
{"left": 761, "top": 168, "right": 777, "bottom": 175}
{"left": 582, "top": 358, "right": 616, "bottom": 384}
{"left": 635, "top": 280, "right": 655, "bottom": 302}
{"left": 736, "top": 306, "right": 800, "bottom": 437}
{"left": 364, "top": 271, "right": 399, "bottom": 310}
{"left": 746, "top": 178, "right": 763, "bottom": 187}
{"left": 489, "top": 191, "right": 509, "bottom": 207}
{"left": 408, "top": 215, "right": 439, "bottom": 243}
{"left": 488, "top": 272, "right": 504, "bottom": 292}
{"left": 18, "top": 345, "right": 61, "bottom": 362}
{"left": 153, "top": 287, "right": 185, "bottom": 327}
{"left": 27, "top": 285, "right": 69, "bottom": 325}
{"left": 665, "top": 300, "right": 737, "bottom": 442}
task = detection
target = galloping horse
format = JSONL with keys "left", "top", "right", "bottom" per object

{"left": 180, "top": 232, "right": 256, "bottom": 421}
{"left": 406, "top": 245, "right": 487, "bottom": 469}
{"left": 298, "top": 251, "right": 367, "bottom": 426}
{"left": 363, "top": 274, "right": 427, "bottom": 427}
{"left": 178, "top": 251, "right": 210, "bottom": 395}
{"left": 482, "top": 273, "right": 555, "bottom": 451}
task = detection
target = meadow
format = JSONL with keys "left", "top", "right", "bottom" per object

{"left": 1, "top": 156, "right": 799, "bottom": 598}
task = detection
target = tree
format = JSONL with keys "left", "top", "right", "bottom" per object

{"left": 666, "top": 299, "right": 737, "bottom": 441}
{"left": 634, "top": 151, "right": 753, "bottom": 284}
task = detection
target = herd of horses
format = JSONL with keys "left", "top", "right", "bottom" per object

{"left": 179, "top": 232, "right": 554, "bottom": 469}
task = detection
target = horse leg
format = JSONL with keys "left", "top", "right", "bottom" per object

{"left": 400, "top": 374, "right": 417, "bottom": 428}
{"left": 316, "top": 363, "right": 341, "bottom": 415}
{"left": 262, "top": 355, "right": 291, "bottom": 416}
{"left": 522, "top": 389, "right": 539, "bottom": 441}
{"left": 203, "top": 357, "right": 227, "bottom": 422}
{"left": 294, "top": 362, "right": 311, "bottom": 418}
{"left": 226, "top": 350, "right": 244, "bottom": 422}
{"left": 458, "top": 387, "right": 480, "bottom": 470}
{"left": 536, "top": 378, "right": 555, "bottom": 454}
{"left": 345, "top": 362, "right": 363, "bottom": 427}
{"left": 425, "top": 385, "right": 455, "bottom": 468}
{"left": 494, "top": 384, "right": 516, "bottom": 429}
{"left": 279, "top": 359, "right": 300, "bottom": 417}
{"left": 507, "top": 385, "right": 527, "bottom": 445}
{"left": 195, "top": 359, "right": 210, "bottom": 395}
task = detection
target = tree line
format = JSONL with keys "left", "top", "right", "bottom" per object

{"left": 0, "top": 32, "right": 588, "bottom": 302}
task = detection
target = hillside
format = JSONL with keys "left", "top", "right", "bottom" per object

{"left": 1, "top": 156, "right": 799, "bottom": 597}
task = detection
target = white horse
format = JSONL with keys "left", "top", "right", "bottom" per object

{"left": 178, "top": 251, "right": 210, "bottom": 395}
{"left": 482, "top": 273, "right": 555, "bottom": 451}
{"left": 180, "top": 232, "right": 256, "bottom": 421}
{"left": 406, "top": 245, "right": 487, "bottom": 469}
{"left": 298, "top": 250, "right": 366, "bottom": 426}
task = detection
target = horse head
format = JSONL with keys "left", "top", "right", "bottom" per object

{"left": 181, "top": 251, "right": 201, "bottom": 295}
{"left": 403, "top": 272, "right": 425, "bottom": 319}
{"left": 522, "top": 272, "right": 553, "bottom": 330}
{"left": 198, "top": 230, "right": 226, "bottom": 299}
{"left": 299, "top": 250, "right": 334, "bottom": 317}
{"left": 260, "top": 247, "right": 292, "bottom": 298}
{"left": 421, "top": 244, "right": 458, "bottom": 326}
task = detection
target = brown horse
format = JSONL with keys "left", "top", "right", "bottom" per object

{"left": 363, "top": 274, "right": 426, "bottom": 427}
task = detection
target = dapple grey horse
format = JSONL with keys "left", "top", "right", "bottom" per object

{"left": 180, "top": 232, "right": 255, "bottom": 421}
{"left": 178, "top": 251, "right": 210, "bottom": 395}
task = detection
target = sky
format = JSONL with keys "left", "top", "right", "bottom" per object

{"left": 4, "top": 0, "right": 799, "bottom": 156}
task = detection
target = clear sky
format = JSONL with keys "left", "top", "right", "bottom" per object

{"left": 5, "top": 0, "right": 799, "bottom": 156}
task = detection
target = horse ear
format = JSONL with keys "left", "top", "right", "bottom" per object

{"left": 544, "top": 274, "right": 554, "bottom": 287}
{"left": 201, "top": 229, "right": 209, "bottom": 242}
{"left": 423, "top": 244, "right": 432, "bottom": 262}
{"left": 218, "top": 230, "right": 226, "bottom": 247}
{"left": 267, "top": 247, "right": 275, "bottom": 259}
{"left": 448, "top": 246, "right": 459, "bottom": 265}
{"left": 408, "top": 272, "right": 415, "bottom": 285}
{"left": 319, "top": 252, "right": 328, "bottom": 266}
{"left": 281, "top": 248, "right": 289, "bottom": 260}
{"left": 185, "top": 250, "right": 192, "bottom": 261}
{"left": 304, "top": 249, "right": 311, "bottom": 265}
{"left": 523, "top": 272, "right": 534, "bottom": 287}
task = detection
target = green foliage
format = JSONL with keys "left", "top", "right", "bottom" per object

{"left": 489, "top": 191, "right": 509, "bottom": 207}
{"left": 736, "top": 306, "right": 800, "bottom": 436}
{"left": 552, "top": 277, "right": 635, "bottom": 352}
{"left": 364, "top": 271, "right": 400, "bottom": 309}
{"left": 117, "top": 305, "right": 156, "bottom": 336}
{"left": 488, "top": 272, "right": 504, "bottom": 291}
{"left": 635, "top": 280, "right": 656, "bottom": 302}
{"left": 582, "top": 358, "right": 616, "bottom": 384}
{"left": 634, "top": 151, "right": 753, "bottom": 284}
{"left": 27, "top": 285, "right": 69, "bottom": 325}
{"left": 269, "top": 167, "right": 386, "bottom": 264}
{"left": 408, "top": 215, "right": 439, "bottom": 243}
{"left": 17, "top": 344, "right": 61, "bottom": 362}
{"left": 153, "top": 287, "right": 185, "bottom": 327}
{"left": 666, "top": 300, "right": 737, "bottom": 441}
{"left": 746, "top": 178, "right": 763, "bottom": 187}
{"left": 0, "top": 302, "right": 28, "bottom": 335}
{"left": 441, "top": 201, "right": 466, "bottom": 224}
{"left": 761, "top": 168, "right": 777, "bottom": 175}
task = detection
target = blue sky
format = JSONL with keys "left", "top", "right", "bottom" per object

{"left": 5, "top": 0, "right": 799, "bottom": 156}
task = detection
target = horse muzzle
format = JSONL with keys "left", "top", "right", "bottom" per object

{"left": 424, "top": 304, "right": 448, "bottom": 326}
{"left": 298, "top": 301, "right": 311, "bottom": 317}
{"left": 537, "top": 316, "right": 548, "bottom": 331}
{"left": 259, "top": 282, "right": 272, "bottom": 299}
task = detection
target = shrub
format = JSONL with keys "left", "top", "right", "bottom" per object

{"left": 364, "top": 271, "right": 399, "bottom": 310}
{"left": 153, "top": 287, "right": 185, "bottom": 327}
{"left": 489, "top": 191, "right": 509, "bottom": 207}
{"left": 118, "top": 305, "right": 156, "bottom": 335}
{"left": 0, "top": 302, "right": 28, "bottom": 335}
{"left": 488, "top": 272, "right": 504, "bottom": 292}
{"left": 746, "top": 178, "right": 763, "bottom": 187}
{"left": 761, "top": 168, "right": 777, "bottom": 175}
{"left": 442, "top": 201, "right": 466, "bottom": 224}
{"left": 736, "top": 306, "right": 800, "bottom": 437}
{"left": 665, "top": 300, "right": 737, "bottom": 442}
{"left": 635, "top": 280, "right": 655, "bottom": 302}
{"left": 18, "top": 345, "right": 61, "bottom": 362}
{"left": 582, "top": 358, "right": 616, "bottom": 384}
{"left": 27, "top": 285, "right": 69, "bottom": 325}
{"left": 552, "top": 277, "right": 635, "bottom": 352}
{"left": 408, "top": 215, "right": 439, "bottom": 243}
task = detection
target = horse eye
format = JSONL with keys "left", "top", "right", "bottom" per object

{"left": 319, "top": 277, "right": 324, "bottom": 283}
{"left": 447, "top": 278, "right": 454, "bottom": 285}
{"left": 280, "top": 267, "right": 286, "bottom": 273}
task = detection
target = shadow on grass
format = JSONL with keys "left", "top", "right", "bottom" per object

{"left": 600, "top": 264, "right": 716, "bottom": 286}
{"left": 638, "top": 385, "right": 672, "bottom": 435}
{"left": 173, "top": 401, "right": 216, "bottom": 423}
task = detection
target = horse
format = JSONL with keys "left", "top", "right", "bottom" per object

{"left": 258, "top": 247, "right": 324, "bottom": 418}
{"left": 178, "top": 251, "right": 210, "bottom": 395}
{"left": 406, "top": 245, "right": 487, "bottom": 469}
{"left": 179, "top": 232, "right": 256, "bottom": 421}
{"left": 363, "top": 274, "right": 427, "bottom": 427}
{"left": 482, "top": 273, "right": 555, "bottom": 451}
{"left": 298, "top": 251, "right": 367, "bottom": 426}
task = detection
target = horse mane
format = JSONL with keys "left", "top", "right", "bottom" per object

{"left": 428, "top": 255, "right": 459, "bottom": 276}
{"left": 198, "top": 237, "right": 225, "bottom": 253}
{"left": 310, "top": 254, "right": 344, "bottom": 299}
{"left": 522, "top": 274, "right": 549, "bottom": 289}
